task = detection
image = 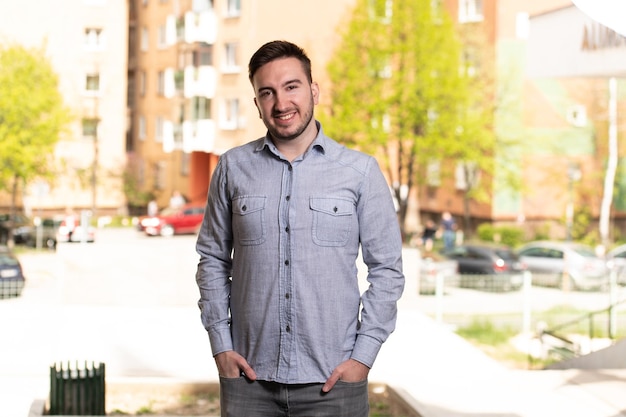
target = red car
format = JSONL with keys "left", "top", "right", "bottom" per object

{"left": 142, "top": 204, "right": 205, "bottom": 237}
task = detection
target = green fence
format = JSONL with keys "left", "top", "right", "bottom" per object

{"left": 49, "top": 361, "right": 105, "bottom": 415}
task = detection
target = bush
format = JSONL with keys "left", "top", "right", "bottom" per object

{"left": 476, "top": 223, "right": 524, "bottom": 247}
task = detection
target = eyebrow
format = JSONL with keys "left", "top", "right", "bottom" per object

{"left": 257, "top": 78, "right": 304, "bottom": 94}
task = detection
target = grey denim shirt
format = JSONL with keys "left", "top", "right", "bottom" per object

{"left": 196, "top": 122, "right": 405, "bottom": 384}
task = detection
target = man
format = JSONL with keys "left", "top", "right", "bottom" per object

{"left": 195, "top": 40, "right": 405, "bottom": 417}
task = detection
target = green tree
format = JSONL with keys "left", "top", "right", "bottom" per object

{"left": 321, "top": 0, "right": 494, "bottom": 236}
{"left": 0, "top": 44, "right": 71, "bottom": 244}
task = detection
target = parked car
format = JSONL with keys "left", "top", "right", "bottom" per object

{"left": 143, "top": 203, "right": 205, "bottom": 237}
{"left": 57, "top": 214, "right": 95, "bottom": 243}
{"left": 604, "top": 244, "right": 626, "bottom": 286}
{"left": 0, "top": 245, "right": 25, "bottom": 298}
{"left": 0, "top": 213, "right": 30, "bottom": 245}
{"left": 441, "top": 243, "right": 526, "bottom": 292}
{"left": 517, "top": 241, "right": 610, "bottom": 291}
{"left": 418, "top": 251, "right": 459, "bottom": 295}
{"left": 13, "top": 217, "right": 61, "bottom": 250}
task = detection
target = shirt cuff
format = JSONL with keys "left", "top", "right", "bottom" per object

{"left": 350, "top": 334, "right": 382, "bottom": 368}
{"left": 208, "top": 327, "right": 233, "bottom": 357}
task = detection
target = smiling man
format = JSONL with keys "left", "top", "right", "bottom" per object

{"left": 195, "top": 40, "right": 405, "bottom": 417}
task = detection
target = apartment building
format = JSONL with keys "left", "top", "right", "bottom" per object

{"left": 127, "top": 0, "right": 357, "bottom": 212}
{"left": 2, "top": 0, "right": 625, "bottom": 240}
{"left": 421, "top": 0, "right": 626, "bottom": 240}
{"left": 0, "top": 0, "right": 128, "bottom": 216}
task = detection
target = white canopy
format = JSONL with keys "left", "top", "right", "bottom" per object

{"left": 572, "top": 0, "right": 626, "bottom": 37}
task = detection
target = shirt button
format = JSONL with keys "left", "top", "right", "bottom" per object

{"left": 241, "top": 205, "right": 247, "bottom": 212}
{"left": 286, "top": 325, "right": 291, "bottom": 332}
{"left": 285, "top": 226, "right": 290, "bottom": 232}
{"left": 288, "top": 166, "right": 293, "bottom": 171}
{"left": 285, "top": 293, "right": 290, "bottom": 299}
{"left": 284, "top": 260, "right": 290, "bottom": 266}
{"left": 286, "top": 196, "right": 290, "bottom": 201}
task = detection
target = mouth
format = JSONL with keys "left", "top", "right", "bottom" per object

{"left": 274, "top": 111, "right": 296, "bottom": 122}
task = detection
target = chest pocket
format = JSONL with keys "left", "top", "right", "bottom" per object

{"left": 232, "top": 196, "right": 266, "bottom": 245}
{"left": 310, "top": 197, "right": 354, "bottom": 247}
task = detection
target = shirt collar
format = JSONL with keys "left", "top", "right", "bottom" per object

{"left": 256, "top": 120, "right": 329, "bottom": 157}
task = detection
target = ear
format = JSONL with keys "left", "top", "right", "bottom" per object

{"left": 253, "top": 97, "right": 261, "bottom": 118}
{"left": 311, "top": 81, "right": 320, "bottom": 105}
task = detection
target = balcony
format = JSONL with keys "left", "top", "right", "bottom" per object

{"left": 184, "top": 9, "right": 217, "bottom": 44}
{"left": 184, "top": 65, "right": 216, "bottom": 98}
{"left": 182, "top": 119, "right": 216, "bottom": 153}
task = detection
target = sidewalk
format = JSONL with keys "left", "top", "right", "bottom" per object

{"left": 368, "top": 248, "right": 626, "bottom": 417}
{"left": 2, "top": 245, "right": 626, "bottom": 417}
{"left": 372, "top": 308, "right": 626, "bottom": 417}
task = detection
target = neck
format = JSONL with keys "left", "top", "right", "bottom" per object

{"left": 272, "top": 123, "right": 318, "bottom": 162}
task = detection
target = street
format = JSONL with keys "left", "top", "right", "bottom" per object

{"left": 1, "top": 228, "right": 623, "bottom": 416}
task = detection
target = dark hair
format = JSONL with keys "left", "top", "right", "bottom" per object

{"left": 248, "top": 40, "right": 312, "bottom": 83}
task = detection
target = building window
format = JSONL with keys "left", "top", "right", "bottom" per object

{"left": 192, "top": 97, "right": 211, "bottom": 120}
{"left": 141, "top": 27, "right": 149, "bottom": 51}
{"left": 567, "top": 105, "right": 587, "bottom": 127}
{"left": 181, "top": 152, "right": 190, "bottom": 176}
{"left": 156, "top": 117, "right": 164, "bottom": 143}
{"left": 220, "top": 98, "right": 239, "bottom": 129}
{"left": 139, "top": 71, "right": 146, "bottom": 96}
{"left": 158, "top": 24, "right": 167, "bottom": 48}
{"left": 368, "top": 0, "right": 392, "bottom": 23}
{"left": 458, "top": 0, "right": 483, "bottom": 23}
{"left": 225, "top": 0, "right": 240, "bottom": 17}
{"left": 194, "top": 44, "right": 213, "bottom": 66}
{"left": 223, "top": 42, "right": 239, "bottom": 72}
{"left": 84, "top": 28, "right": 104, "bottom": 50}
{"left": 426, "top": 160, "right": 441, "bottom": 187}
{"left": 139, "top": 115, "right": 146, "bottom": 140}
{"left": 154, "top": 161, "right": 167, "bottom": 190}
{"left": 157, "top": 70, "right": 165, "bottom": 95}
{"left": 84, "top": 73, "right": 101, "bottom": 95}
{"left": 82, "top": 118, "right": 99, "bottom": 139}
{"left": 455, "top": 161, "right": 479, "bottom": 190}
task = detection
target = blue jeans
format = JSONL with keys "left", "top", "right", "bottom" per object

{"left": 219, "top": 377, "right": 369, "bottom": 417}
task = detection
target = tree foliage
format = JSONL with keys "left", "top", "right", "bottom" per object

{"left": 321, "top": 0, "right": 496, "bottom": 235}
{"left": 0, "top": 44, "right": 71, "bottom": 189}
{"left": 0, "top": 43, "right": 71, "bottom": 243}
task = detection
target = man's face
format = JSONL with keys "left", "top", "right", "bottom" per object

{"left": 252, "top": 57, "right": 319, "bottom": 142}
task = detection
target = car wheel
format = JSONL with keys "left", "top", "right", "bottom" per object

{"left": 160, "top": 225, "right": 175, "bottom": 237}
{"left": 45, "top": 238, "right": 57, "bottom": 250}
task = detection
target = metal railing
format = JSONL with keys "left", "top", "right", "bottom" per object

{"left": 49, "top": 361, "right": 105, "bottom": 416}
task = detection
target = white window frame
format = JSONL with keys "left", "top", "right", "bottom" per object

{"left": 458, "top": 0, "right": 483, "bottom": 23}
{"left": 156, "top": 116, "right": 164, "bottom": 143}
{"left": 220, "top": 98, "right": 239, "bottom": 130}
{"left": 83, "top": 73, "right": 102, "bottom": 96}
{"left": 567, "top": 104, "right": 587, "bottom": 127}
{"left": 141, "top": 27, "right": 149, "bottom": 51}
{"left": 222, "top": 42, "right": 240, "bottom": 73}
{"left": 225, "top": 0, "right": 241, "bottom": 17}
{"left": 84, "top": 27, "right": 105, "bottom": 51}
{"left": 139, "top": 115, "right": 146, "bottom": 140}
{"left": 81, "top": 118, "right": 99, "bottom": 140}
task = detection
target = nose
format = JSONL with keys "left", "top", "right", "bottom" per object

{"left": 274, "top": 90, "right": 290, "bottom": 111}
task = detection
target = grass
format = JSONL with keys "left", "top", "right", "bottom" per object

{"left": 453, "top": 305, "right": 626, "bottom": 369}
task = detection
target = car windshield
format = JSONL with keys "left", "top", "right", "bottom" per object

{"left": 494, "top": 249, "right": 518, "bottom": 260}
{"left": 0, "top": 254, "right": 19, "bottom": 266}
{"left": 158, "top": 207, "right": 180, "bottom": 216}
{"left": 571, "top": 245, "right": 597, "bottom": 257}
